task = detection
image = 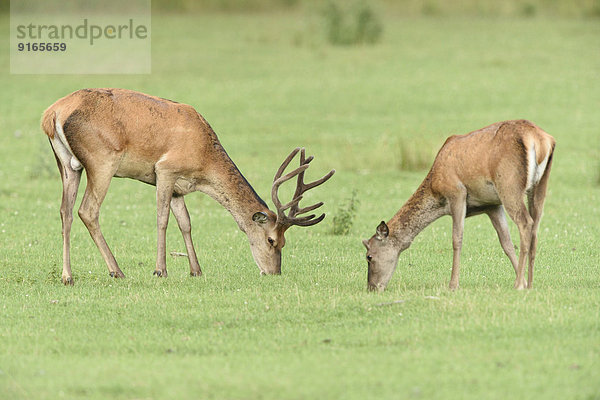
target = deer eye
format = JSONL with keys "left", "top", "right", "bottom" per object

{"left": 268, "top": 237, "right": 275, "bottom": 246}
{"left": 367, "top": 255, "right": 372, "bottom": 262}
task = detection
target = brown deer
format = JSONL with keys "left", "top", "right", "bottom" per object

{"left": 363, "top": 120, "right": 555, "bottom": 291}
{"left": 41, "top": 88, "right": 334, "bottom": 285}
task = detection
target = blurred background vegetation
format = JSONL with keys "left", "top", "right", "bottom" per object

{"left": 3, "top": 0, "right": 600, "bottom": 17}
{"left": 150, "top": 0, "right": 600, "bottom": 17}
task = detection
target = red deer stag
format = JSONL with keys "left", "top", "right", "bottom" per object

{"left": 363, "top": 120, "right": 555, "bottom": 291}
{"left": 42, "top": 88, "right": 334, "bottom": 285}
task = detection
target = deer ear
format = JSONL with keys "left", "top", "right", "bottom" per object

{"left": 376, "top": 221, "right": 389, "bottom": 240}
{"left": 362, "top": 239, "right": 370, "bottom": 250}
{"left": 252, "top": 211, "right": 269, "bottom": 224}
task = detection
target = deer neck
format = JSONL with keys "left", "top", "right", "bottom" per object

{"left": 387, "top": 175, "right": 447, "bottom": 250}
{"left": 198, "top": 144, "right": 269, "bottom": 233}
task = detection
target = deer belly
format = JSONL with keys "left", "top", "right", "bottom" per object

{"left": 115, "top": 157, "right": 157, "bottom": 185}
{"left": 466, "top": 181, "right": 501, "bottom": 207}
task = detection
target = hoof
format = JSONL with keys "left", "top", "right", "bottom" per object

{"left": 367, "top": 284, "right": 380, "bottom": 292}
{"left": 153, "top": 270, "right": 167, "bottom": 278}
{"left": 62, "top": 276, "right": 74, "bottom": 286}
{"left": 190, "top": 270, "right": 202, "bottom": 277}
{"left": 109, "top": 271, "right": 125, "bottom": 278}
{"left": 514, "top": 279, "right": 527, "bottom": 290}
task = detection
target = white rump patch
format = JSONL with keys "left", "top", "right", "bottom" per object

{"left": 50, "top": 117, "right": 83, "bottom": 171}
{"left": 526, "top": 145, "right": 549, "bottom": 191}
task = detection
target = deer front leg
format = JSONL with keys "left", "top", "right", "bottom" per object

{"left": 449, "top": 192, "right": 467, "bottom": 290}
{"left": 79, "top": 169, "right": 125, "bottom": 279}
{"left": 170, "top": 195, "right": 202, "bottom": 277}
{"left": 154, "top": 174, "right": 175, "bottom": 278}
{"left": 501, "top": 200, "right": 533, "bottom": 290}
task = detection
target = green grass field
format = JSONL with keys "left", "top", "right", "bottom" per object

{"left": 1, "top": 9, "right": 599, "bottom": 400}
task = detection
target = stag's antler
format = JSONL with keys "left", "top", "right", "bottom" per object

{"left": 271, "top": 148, "right": 335, "bottom": 228}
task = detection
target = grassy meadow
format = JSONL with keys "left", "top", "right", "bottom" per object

{"left": 1, "top": 6, "right": 599, "bottom": 400}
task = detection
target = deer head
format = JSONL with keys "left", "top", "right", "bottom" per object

{"left": 248, "top": 148, "right": 335, "bottom": 275}
{"left": 363, "top": 221, "right": 402, "bottom": 291}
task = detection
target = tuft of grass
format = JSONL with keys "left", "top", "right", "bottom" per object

{"left": 421, "top": 2, "right": 441, "bottom": 16}
{"left": 151, "top": 0, "right": 299, "bottom": 13}
{"left": 589, "top": 0, "right": 600, "bottom": 17}
{"left": 331, "top": 190, "right": 360, "bottom": 235}
{"left": 520, "top": 2, "right": 537, "bottom": 17}
{"left": 322, "top": 0, "right": 383, "bottom": 46}
{"left": 397, "top": 137, "right": 439, "bottom": 172}
{"left": 335, "top": 134, "right": 441, "bottom": 173}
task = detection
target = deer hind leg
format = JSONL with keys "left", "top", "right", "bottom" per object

{"left": 78, "top": 167, "right": 124, "bottom": 278}
{"left": 50, "top": 141, "right": 82, "bottom": 285}
{"left": 448, "top": 189, "right": 467, "bottom": 290}
{"left": 170, "top": 195, "right": 202, "bottom": 277}
{"left": 526, "top": 155, "right": 553, "bottom": 289}
{"left": 59, "top": 166, "right": 82, "bottom": 285}
{"left": 486, "top": 206, "right": 518, "bottom": 274}
{"left": 498, "top": 193, "right": 533, "bottom": 290}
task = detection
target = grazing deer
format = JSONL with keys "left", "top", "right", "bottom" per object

{"left": 363, "top": 120, "right": 555, "bottom": 291}
{"left": 41, "top": 88, "right": 334, "bottom": 285}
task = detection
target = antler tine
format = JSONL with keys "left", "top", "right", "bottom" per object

{"left": 279, "top": 195, "right": 303, "bottom": 213}
{"left": 302, "top": 169, "right": 336, "bottom": 192}
{"left": 278, "top": 212, "right": 323, "bottom": 226}
{"left": 273, "top": 164, "right": 310, "bottom": 187}
{"left": 294, "top": 201, "right": 324, "bottom": 216}
{"left": 273, "top": 147, "right": 301, "bottom": 182}
{"left": 293, "top": 213, "right": 326, "bottom": 227}
{"left": 292, "top": 149, "right": 310, "bottom": 197}
{"left": 289, "top": 148, "right": 307, "bottom": 216}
